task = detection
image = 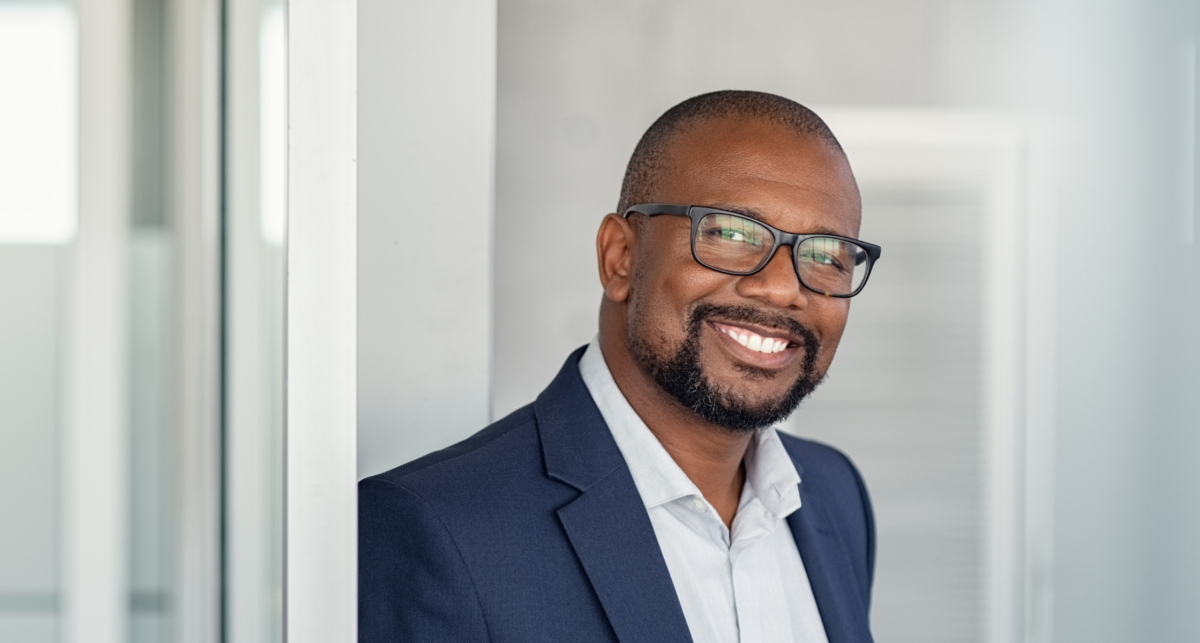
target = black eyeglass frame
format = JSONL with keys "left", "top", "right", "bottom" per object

{"left": 623, "top": 203, "right": 883, "bottom": 298}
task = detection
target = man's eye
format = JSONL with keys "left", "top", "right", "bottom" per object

{"left": 803, "top": 249, "right": 843, "bottom": 268}
{"left": 716, "top": 228, "right": 762, "bottom": 246}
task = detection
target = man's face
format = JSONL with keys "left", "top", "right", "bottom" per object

{"left": 625, "top": 117, "right": 862, "bottom": 431}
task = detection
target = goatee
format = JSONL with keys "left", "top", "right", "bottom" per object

{"left": 628, "top": 302, "right": 823, "bottom": 433}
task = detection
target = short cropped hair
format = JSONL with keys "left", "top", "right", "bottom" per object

{"left": 616, "top": 90, "right": 843, "bottom": 214}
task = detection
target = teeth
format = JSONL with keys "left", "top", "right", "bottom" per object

{"left": 717, "top": 324, "right": 790, "bottom": 355}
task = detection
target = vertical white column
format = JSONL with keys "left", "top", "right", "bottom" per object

{"left": 287, "top": 0, "right": 358, "bottom": 641}
{"left": 981, "top": 126, "right": 1029, "bottom": 643}
{"left": 166, "top": 0, "right": 224, "bottom": 640}
{"left": 1022, "top": 128, "right": 1057, "bottom": 643}
{"left": 357, "top": 0, "right": 497, "bottom": 479}
{"left": 226, "top": 0, "right": 281, "bottom": 640}
{"left": 63, "top": 0, "right": 130, "bottom": 642}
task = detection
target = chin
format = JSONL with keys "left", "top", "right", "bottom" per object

{"left": 689, "top": 373, "right": 818, "bottom": 433}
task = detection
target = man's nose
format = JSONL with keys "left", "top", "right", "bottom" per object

{"left": 734, "top": 245, "right": 810, "bottom": 309}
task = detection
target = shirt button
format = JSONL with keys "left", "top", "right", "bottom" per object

{"left": 691, "top": 497, "right": 707, "bottom": 512}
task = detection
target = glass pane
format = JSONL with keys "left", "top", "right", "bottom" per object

{"left": 223, "top": 0, "right": 285, "bottom": 641}
{"left": 0, "top": 247, "right": 63, "bottom": 643}
{"left": 128, "top": 0, "right": 173, "bottom": 637}
{"left": 0, "top": 2, "right": 75, "bottom": 641}
{"left": 128, "top": 227, "right": 172, "bottom": 642}
{"left": 0, "top": 0, "right": 287, "bottom": 640}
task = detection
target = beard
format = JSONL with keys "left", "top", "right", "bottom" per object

{"left": 627, "top": 302, "right": 824, "bottom": 433}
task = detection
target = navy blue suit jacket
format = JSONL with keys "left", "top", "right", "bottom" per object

{"left": 359, "top": 347, "right": 876, "bottom": 642}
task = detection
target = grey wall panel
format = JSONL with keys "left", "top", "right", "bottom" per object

{"left": 786, "top": 185, "right": 985, "bottom": 643}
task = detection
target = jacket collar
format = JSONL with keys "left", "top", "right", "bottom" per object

{"left": 782, "top": 441, "right": 875, "bottom": 643}
{"left": 535, "top": 346, "right": 628, "bottom": 493}
{"left": 534, "top": 347, "right": 694, "bottom": 643}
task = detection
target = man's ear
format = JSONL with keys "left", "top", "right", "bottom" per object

{"left": 596, "top": 213, "right": 636, "bottom": 303}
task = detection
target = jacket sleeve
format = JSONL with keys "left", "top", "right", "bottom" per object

{"left": 359, "top": 477, "right": 491, "bottom": 642}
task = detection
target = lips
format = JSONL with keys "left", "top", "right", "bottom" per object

{"left": 711, "top": 322, "right": 791, "bottom": 354}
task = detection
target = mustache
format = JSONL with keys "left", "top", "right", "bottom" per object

{"left": 687, "top": 302, "right": 821, "bottom": 374}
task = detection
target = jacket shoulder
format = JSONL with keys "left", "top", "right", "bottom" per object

{"left": 777, "top": 432, "right": 864, "bottom": 485}
{"left": 776, "top": 430, "right": 873, "bottom": 517}
{"left": 362, "top": 403, "right": 542, "bottom": 500}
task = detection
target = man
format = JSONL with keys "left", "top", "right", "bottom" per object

{"left": 360, "top": 90, "right": 881, "bottom": 643}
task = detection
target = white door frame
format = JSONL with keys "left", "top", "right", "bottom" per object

{"left": 285, "top": 1, "right": 499, "bottom": 640}
{"left": 285, "top": 0, "right": 358, "bottom": 641}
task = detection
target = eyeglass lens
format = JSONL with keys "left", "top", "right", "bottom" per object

{"left": 695, "top": 212, "right": 870, "bottom": 296}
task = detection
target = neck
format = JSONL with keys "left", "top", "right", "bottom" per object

{"left": 598, "top": 323, "right": 751, "bottom": 529}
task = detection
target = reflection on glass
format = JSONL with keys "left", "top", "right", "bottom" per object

{"left": 261, "top": 1, "right": 286, "bottom": 248}
{"left": 0, "top": 2, "right": 76, "bottom": 641}
{"left": 0, "top": 2, "right": 77, "bottom": 244}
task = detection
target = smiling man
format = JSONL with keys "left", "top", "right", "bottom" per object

{"left": 360, "top": 90, "right": 881, "bottom": 643}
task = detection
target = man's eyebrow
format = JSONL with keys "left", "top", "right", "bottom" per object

{"left": 705, "top": 202, "right": 850, "bottom": 237}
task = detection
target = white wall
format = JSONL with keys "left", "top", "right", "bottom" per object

{"left": 1018, "top": 2, "right": 1200, "bottom": 641}
{"left": 357, "top": 0, "right": 497, "bottom": 479}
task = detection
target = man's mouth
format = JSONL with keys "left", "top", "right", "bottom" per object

{"left": 711, "top": 322, "right": 792, "bottom": 354}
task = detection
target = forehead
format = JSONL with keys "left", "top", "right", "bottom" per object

{"left": 654, "top": 117, "right": 862, "bottom": 237}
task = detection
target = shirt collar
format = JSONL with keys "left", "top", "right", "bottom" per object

{"left": 579, "top": 337, "right": 696, "bottom": 508}
{"left": 577, "top": 336, "right": 802, "bottom": 519}
{"left": 744, "top": 424, "right": 802, "bottom": 519}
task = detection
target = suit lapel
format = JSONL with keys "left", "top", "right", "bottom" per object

{"left": 536, "top": 348, "right": 693, "bottom": 643}
{"left": 788, "top": 492, "right": 873, "bottom": 643}
{"left": 558, "top": 471, "right": 694, "bottom": 643}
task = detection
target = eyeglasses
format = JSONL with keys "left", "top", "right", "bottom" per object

{"left": 623, "top": 203, "right": 882, "bottom": 298}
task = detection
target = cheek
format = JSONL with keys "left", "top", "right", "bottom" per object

{"left": 629, "top": 272, "right": 695, "bottom": 339}
{"left": 629, "top": 258, "right": 728, "bottom": 342}
{"left": 812, "top": 302, "right": 851, "bottom": 371}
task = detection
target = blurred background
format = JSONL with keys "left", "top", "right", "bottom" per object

{"left": 1, "top": 0, "right": 285, "bottom": 641}
{"left": 3, "top": 0, "right": 1199, "bottom": 642}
